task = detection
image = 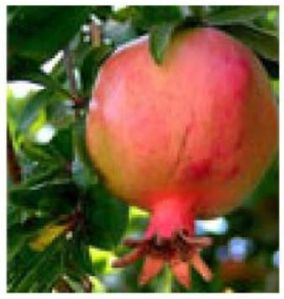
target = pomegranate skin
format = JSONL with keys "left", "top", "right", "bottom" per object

{"left": 86, "top": 27, "right": 278, "bottom": 219}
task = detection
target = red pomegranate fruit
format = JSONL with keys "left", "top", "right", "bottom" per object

{"left": 86, "top": 27, "right": 278, "bottom": 287}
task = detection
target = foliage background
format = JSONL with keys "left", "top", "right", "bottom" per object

{"left": 7, "top": 5, "right": 279, "bottom": 292}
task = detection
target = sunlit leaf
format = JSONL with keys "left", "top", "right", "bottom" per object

{"left": 17, "top": 89, "right": 54, "bottom": 133}
{"left": 89, "top": 276, "right": 106, "bottom": 292}
{"left": 30, "top": 222, "right": 68, "bottom": 252}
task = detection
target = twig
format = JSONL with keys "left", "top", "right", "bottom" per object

{"left": 82, "top": 275, "right": 92, "bottom": 292}
{"left": 7, "top": 130, "right": 21, "bottom": 183}
{"left": 90, "top": 20, "right": 101, "bottom": 47}
{"left": 63, "top": 45, "right": 81, "bottom": 116}
{"left": 53, "top": 277, "right": 73, "bottom": 293}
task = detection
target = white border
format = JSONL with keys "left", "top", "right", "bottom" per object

{"left": 2, "top": 0, "right": 282, "bottom": 297}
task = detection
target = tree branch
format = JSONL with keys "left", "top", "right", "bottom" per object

{"left": 63, "top": 45, "right": 81, "bottom": 114}
{"left": 53, "top": 277, "right": 73, "bottom": 293}
{"left": 90, "top": 20, "right": 101, "bottom": 48}
{"left": 7, "top": 130, "right": 21, "bottom": 183}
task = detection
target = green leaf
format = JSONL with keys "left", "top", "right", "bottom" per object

{"left": 221, "top": 24, "right": 279, "bottom": 61}
{"left": 112, "top": 6, "right": 137, "bottom": 22}
{"left": 206, "top": 6, "right": 270, "bottom": 25}
{"left": 8, "top": 219, "right": 47, "bottom": 263}
{"left": 7, "top": 6, "right": 21, "bottom": 26}
{"left": 8, "top": 246, "right": 40, "bottom": 291}
{"left": 103, "top": 20, "right": 137, "bottom": 47}
{"left": 253, "top": 8, "right": 278, "bottom": 35}
{"left": 45, "top": 100, "right": 74, "bottom": 129}
{"left": 80, "top": 45, "right": 112, "bottom": 96}
{"left": 7, "top": 204, "right": 24, "bottom": 228}
{"left": 23, "top": 126, "right": 73, "bottom": 163}
{"left": 19, "top": 126, "right": 74, "bottom": 184}
{"left": 245, "top": 155, "right": 278, "bottom": 206}
{"left": 8, "top": 56, "right": 39, "bottom": 80}
{"left": 88, "top": 247, "right": 115, "bottom": 275}
{"left": 12, "top": 238, "right": 63, "bottom": 292}
{"left": 8, "top": 6, "right": 91, "bottom": 65}
{"left": 31, "top": 258, "right": 61, "bottom": 292}
{"left": 90, "top": 276, "right": 106, "bottom": 292}
{"left": 84, "top": 183, "right": 129, "bottom": 250}
{"left": 91, "top": 6, "right": 112, "bottom": 20}
{"left": 72, "top": 157, "right": 98, "bottom": 192}
{"left": 17, "top": 89, "right": 54, "bottom": 133}
{"left": 73, "top": 118, "right": 98, "bottom": 189}
{"left": 189, "top": 6, "right": 205, "bottom": 20}
{"left": 69, "top": 239, "right": 95, "bottom": 275}
{"left": 150, "top": 24, "right": 175, "bottom": 64}
{"left": 9, "top": 178, "right": 77, "bottom": 214}
{"left": 7, "top": 88, "right": 30, "bottom": 138}
{"left": 21, "top": 140, "right": 56, "bottom": 163}
{"left": 73, "top": 119, "right": 92, "bottom": 169}
{"left": 21, "top": 70, "right": 72, "bottom": 98}
{"left": 21, "top": 164, "right": 64, "bottom": 187}
{"left": 50, "top": 126, "right": 73, "bottom": 161}
{"left": 133, "top": 6, "right": 186, "bottom": 29}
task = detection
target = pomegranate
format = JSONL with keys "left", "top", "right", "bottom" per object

{"left": 86, "top": 27, "right": 278, "bottom": 287}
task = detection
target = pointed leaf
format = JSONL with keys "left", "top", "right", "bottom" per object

{"left": 9, "top": 178, "right": 77, "bottom": 214}
{"left": 207, "top": 6, "right": 271, "bottom": 25}
{"left": 8, "top": 219, "right": 47, "bottom": 263}
{"left": 50, "top": 126, "right": 73, "bottom": 161}
{"left": 80, "top": 45, "right": 112, "bottom": 99}
{"left": 132, "top": 6, "right": 186, "bottom": 29}
{"left": 222, "top": 24, "right": 278, "bottom": 61}
{"left": 8, "top": 6, "right": 92, "bottom": 65}
{"left": 84, "top": 183, "right": 129, "bottom": 250}
{"left": 22, "top": 70, "right": 72, "bottom": 98}
{"left": 150, "top": 24, "right": 175, "bottom": 65}
{"left": 13, "top": 239, "right": 63, "bottom": 292}
{"left": 29, "top": 222, "right": 67, "bottom": 252}
{"left": 17, "top": 89, "right": 54, "bottom": 133}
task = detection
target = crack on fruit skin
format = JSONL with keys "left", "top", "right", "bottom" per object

{"left": 112, "top": 230, "right": 213, "bottom": 288}
{"left": 169, "top": 123, "right": 191, "bottom": 180}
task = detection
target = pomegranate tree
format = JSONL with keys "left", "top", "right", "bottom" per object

{"left": 86, "top": 27, "right": 278, "bottom": 287}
